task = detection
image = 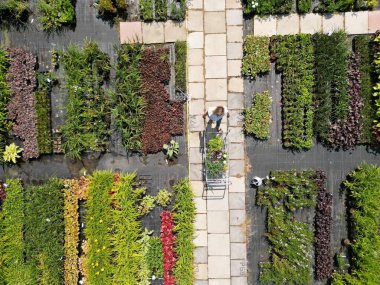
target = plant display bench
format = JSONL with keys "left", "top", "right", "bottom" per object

{"left": 203, "top": 126, "right": 230, "bottom": 199}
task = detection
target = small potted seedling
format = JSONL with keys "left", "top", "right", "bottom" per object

{"left": 163, "top": 140, "right": 179, "bottom": 162}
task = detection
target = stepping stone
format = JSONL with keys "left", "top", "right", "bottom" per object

{"left": 253, "top": 15, "right": 277, "bottom": 36}
{"left": 300, "top": 13, "right": 322, "bottom": 34}
{"left": 345, "top": 11, "right": 368, "bottom": 34}
{"left": 164, "top": 20, "right": 186, "bottom": 42}
{"left": 277, "top": 14, "right": 300, "bottom": 35}
{"left": 322, "top": 13, "right": 344, "bottom": 34}
{"left": 142, "top": 22, "right": 164, "bottom": 43}
{"left": 368, "top": 11, "right": 380, "bottom": 33}
{"left": 119, "top": 22, "right": 142, "bottom": 43}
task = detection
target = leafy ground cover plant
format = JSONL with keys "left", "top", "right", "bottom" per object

{"left": 161, "top": 210, "right": 176, "bottom": 285}
{"left": 242, "top": 36, "right": 270, "bottom": 80}
{"left": 24, "top": 178, "right": 65, "bottom": 285}
{"left": 332, "top": 163, "right": 380, "bottom": 285}
{"left": 85, "top": 171, "right": 114, "bottom": 285}
{"left": 175, "top": 41, "right": 187, "bottom": 92}
{"left": 271, "top": 35, "right": 314, "bottom": 149}
{"left": 314, "top": 170, "right": 333, "bottom": 281}
{"left": 97, "top": 0, "right": 127, "bottom": 18}
{"left": 243, "top": 0, "right": 293, "bottom": 15}
{"left": 156, "top": 188, "right": 172, "bottom": 208}
{"left": 257, "top": 170, "right": 316, "bottom": 284}
{"left": 155, "top": 0, "right": 168, "bottom": 21}
{"left": 0, "top": 49, "right": 11, "bottom": 155}
{"left": 244, "top": 91, "right": 271, "bottom": 139}
{"left": 35, "top": 72, "right": 55, "bottom": 154}
{"left": 205, "top": 136, "right": 227, "bottom": 177}
{"left": 61, "top": 41, "right": 111, "bottom": 159}
{"left": 113, "top": 44, "right": 145, "bottom": 152}
{"left": 373, "top": 34, "right": 380, "bottom": 141}
{"left": 3, "top": 143, "right": 23, "bottom": 163}
{"left": 6, "top": 48, "right": 39, "bottom": 159}
{"left": 328, "top": 53, "right": 363, "bottom": 148}
{"left": 146, "top": 236, "right": 164, "bottom": 278}
{"left": 313, "top": 31, "right": 349, "bottom": 143}
{"left": 0, "top": 179, "right": 34, "bottom": 284}
{"left": 0, "top": 0, "right": 29, "bottom": 23}
{"left": 353, "top": 35, "right": 377, "bottom": 144}
{"left": 297, "top": 0, "right": 312, "bottom": 13}
{"left": 37, "top": 0, "right": 75, "bottom": 31}
{"left": 169, "top": 0, "right": 186, "bottom": 21}
{"left": 140, "top": 47, "right": 184, "bottom": 153}
{"left": 139, "top": 0, "right": 154, "bottom": 21}
{"left": 173, "top": 179, "right": 195, "bottom": 285}
{"left": 163, "top": 140, "right": 179, "bottom": 160}
{"left": 63, "top": 179, "right": 80, "bottom": 285}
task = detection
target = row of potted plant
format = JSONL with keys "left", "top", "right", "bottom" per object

{"left": 332, "top": 163, "right": 380, "bottom": 284}
{"left": 243, "top": 0, "right": 376, "bottom": 15}
{"left": 373, "top": 34, "right": 380, "bottom": 141}
{"left": 244, "top": 91, "right": 271, "bottom": 140}
{"left": 37, "top": 0, "right": 76, "bottom": 31}
{"left": 0, "top": 48, "right": 11, "bottom": 154}
{"left": 139, "top": 0, "right": 187, "bottom": 21}
{"left": 161, "top": 211, "right": 176, "bottom": 285}
{"left": 257, "top": 170, "right": 317, "bottom": 284}
{"left": 272, "top": 34, "right": 314, "bottom": 149}
{"left": 314, "top": 170, "right": 333, "bottom": 280}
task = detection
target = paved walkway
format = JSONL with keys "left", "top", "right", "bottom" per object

{"left": 187, "top": 0, "right": 247, "bottom": 284}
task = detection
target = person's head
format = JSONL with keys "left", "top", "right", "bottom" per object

{"left": 213, "top": 106, "right": 225, "bottom": 116}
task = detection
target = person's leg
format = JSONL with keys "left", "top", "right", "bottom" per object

{"left": 216, "top": 118, "right": 222, "bottom": 130}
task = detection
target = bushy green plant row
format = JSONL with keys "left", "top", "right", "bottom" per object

{"left": 373, "top": 34, "right": 380, "bottom": 141}
{"left": 0, "top": 49, "right": 11, "bottom": 155}
{"left": 244, "top": 91, "right": 271, "bottom": 140}
{"left": 173, "top": 179, "right": 196, "bottom": 285}
{"left": 35, "top": 72, "right": 54, "bottom": 154}
{"left": 242, "top": 36, "right": 271, "bottom": 80}
{"left": 140, "top": 0, "right": 186, "bottom": 21}
{"left": 272, "top": 34, "right": 314, "bottom": 149}
{"left": 37, "top": 0, "right": 75, "bottom": 31}
{"left": 113, "top": 44, "right": 145, "bottom": 152}
{"left": 98, "top": 0, "right": 127, "bottom": 17}
{"left": 257, "top": 170, "right": 316, "bottom": 284}
{"left": 60, "top": 41, "right": 111, "bottom": 159}
{"left": 353, "top": 35, "right": 377, "bottom": 144}
{"left": 313, "top": 31, "right": 349, "bottom": 143}
{"left": 332, "top": 163, "right": 380, "bottom": 285}
{"left": 0, "top": 0, "right": 29, "bottom": 20}
{"left": 24, "top": 178, "right": 65, "bottom": 285}
{"left": 243, "top": 0, "right": 376, "bottom": 15}
{"left": 175, "top": 41, "right": 187, "bottom": 92}
{"left": 0, "top": 179, "right": 34, "bottom": 285}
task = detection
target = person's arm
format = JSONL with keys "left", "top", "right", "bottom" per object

{"left": 203, "top": 110, "right": 208, "bottom": 119}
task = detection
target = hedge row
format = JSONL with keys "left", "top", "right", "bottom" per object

{"left": 243, "top": 0, "right": 376, "bottom": 15}
{"left": 257, "top": 170, "right": 316, "bottom": 284}
{"left": 175, "top": 41, "right": 187, "bottom": 92}
{"left": 140, "top": 0, "right": 186, "bottom": 21}
{"left": 242, "top": 36, "right": 271, "bottom": 80}
{"left": 332, "top": 163, "right": 380, "bottom": 285}
{"left": 60, "top": 41, "right": 111, "bottom": 159}
{"left": 272, "top": 34, "right": 314, "bottom": 149}
{"left": 244, "top": 91, "right": 271, "bottom": 140}
{"left": 0, "top": 49, "right": 11, "bottom": 154}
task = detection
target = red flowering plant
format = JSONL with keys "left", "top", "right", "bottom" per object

{"left": 160, "top": 210, "right": 176, "bottom": 285}
{"left": 140, "top": 48, "right": 184, "bottom": 154}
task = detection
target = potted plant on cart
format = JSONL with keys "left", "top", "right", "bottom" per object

{"left": 205, "top": 136, "right": 227, "bottom": 178}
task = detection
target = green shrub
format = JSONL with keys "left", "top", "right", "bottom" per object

{"left": 272, "top": 35, "right": 314, "bottom": 149}
{"left": 85, "top": 171, "right": 114, "bottom": 285}
{"left": 173, "top": 179, "right": 196, "bottom": 285}
{"left": 242, "top": 36, "right": 270, "bottom": 79}
{"left": 155, "top": 189, "right": 172, "bottom": 208}
{"left": 37, "top": 0, "right": 75, "bottom": 30}
{"left": 313, "top": 31, "right": 349, "bottom": 143}
{"left": 146, "top": 236, "right": 164, "bottom": 278}
{"left": 113, "top": 44, "right": 145, "bottom": 152}
{"left": 98, "top": 0, "right": 127, "bottom": 17}
{"left": 35, "top": 72, "right": 55, "bottom": 154}
{"left": 373, "top": 34, "right": 380, "bottom": 142}
{"left": 155, "top": 0, "right": 167, "bottom": 21}
{"left": 257, "top": 170, "right": 316, "bottom": 284}
{"left": 243, "top": 0, "right": 293, "bottom": 15}
{"left": 355, "top": 0, "right": 377, "bottom": 9}
{"left": 297, "top": 0, "right": 311, "bottom": 12}
{"left": 0, "top": 49, "right": 11, "bottom": 154}
{"left": 140, "top": 0, "right": 154, "bottom": 21}
{"left": 244, "top": 91, "right": 271, "bottom": 139}
{"left": 112, "top": 173, "right": 146, "bottom": 284}
{"left": 61, "top": 41, "right": 111, "bottom": 159}
{"left": 24, "top": 178, "right": 65, "bottom": 285}
{"left": 317, "top": 0, "right": 354, "bottom": 12}
{"left": 138, "top": 194, "right": 155, "bottom": 216}
{"left": 169, "top": 0, "right": 186, "bottom": 21}
{"left": 0, "top": 0, "right": 29, "bottom": 20}
{"left": 0, "top": 179, "right": 34, "bottom": 284}
{"left": 175, "top": 41, "right": 187, "bottom": 92}
{"left": 332, "top": 163, "right": 380, "bottom": 285}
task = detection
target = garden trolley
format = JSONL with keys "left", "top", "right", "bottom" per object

{"left": 203, "top": 121, "right": 230, "bottom": 199}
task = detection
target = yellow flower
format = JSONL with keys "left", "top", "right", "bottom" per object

{"left": 102, "top": 246, "right": 106, "bottom": 250}
{"left": 95, "top": 239, "right": 98, "bottom": 243}
{"left": 96, "top": 262, "right": 99, "bottom": 266}
{"left": 96, "top": 272, "right": 99, "bottom": 275}
{"left": 96, "top": 249, "right": 100, "bottom": 253}
{"left": 99, "top": 219, "right": 103, "bottom": 223}
{"left": 101, "top": 268, "right": 104, "bottom": 272}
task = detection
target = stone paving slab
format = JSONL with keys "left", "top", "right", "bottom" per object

{"left": 227, "top": 43, "right": 243, "bottom": 59}
{"left": 229, "top": 192, "right": 245, "bottom": 210}
{"left": 227, "top": 26, "right": 244, "bottom": 43}
{"left": 322, "top": 13, "right": 344, "bottom": 33}
{"left": 205, "top": 34, "right": 227, "bottom": 55}
{"left": 230, "top": 210, "right": 246, "bottom": 226}
{"left": 188, "top": 48, "right": 204, "bottom": 65}
{"left": 228, "top": 78, "right": 244, "bottom": 93}
{"left": 231, "top": 243, "right": 247, "bottom": 259}
{"left": 119, "top": 21, "right": 142, "bottom": 43}
{"left": 228, "top": 60, "right": 242, "bottom": 77}
{"left": 189, "top": 65, "right": 205, "bottom": 82}
{"left": 206, "top": 79, "right": 228, "bottom": 100}
{"left": 345, "top": 11, "right": 368, "bottom": 34}
{"left": 228, "top": 143, "right": 245, "bottom": 160}
{"left": 208, "top": 211, "right": 230, "bottom": 233}
{"left": 196, "top": 214, "right": 208, "bottom": 230}
{"left": 204, "top": 0, "right": 226, "bottom": 11}
{"left": 191, "top": 180, "right": 205, "bottom": 197}
{"left": 208, "top": 234, "right": 231, "bottom": 255}
{"left": 189, "top": 82, "right": 205, "bottom": 99}
{"left": 195, "top": 246, "right": 208, "bottom": 263}
{"left": 228, "top": 93, "right": 245, "bottom": 109}
{"left": 190, "top": 162, "right": 203, "bottom": 180}
{"left": 188, "top": 32, "right": 204, "bottom": 49}
{"left": 188, "top": 10, "right": 204, "bottom": 32}
{"left": 368, "top": 10, "right": 380, "bottom": 33}
{"left": 205, "top": 12, "right": 227, "bottom": 33}
{"left": 207, "top": 194, "right": 230, "bottom": 210}
{"left": 253, "top": 16, "right": 277, "bottom": 36}
{"left": 164, "top": 20, "right": 186, "bottom": 42}
{"left": 196, "top": 264, "right": 209, "bottom": 279}
{"left": 189, "top": 146, "right": 204, "bottom": 163}
{"left": 229, "top": 127, "right": 244, "bottom": 143}
{"left": 231, "top": 259, "right": 247, "bottom": 277}
{"left": 142, "top": 22, "right": 164, "bottom": 44}
{"left": 208, "top": 256, "right": 231, "bottom": 278}
{"left": 209, "top": 280, "right": 230, "bottom": 285}
{"left": 194, "top": 230, "right": 208, "bottom": 247}
{"left": 300, "top": 13, "right": 322, "bottom": 34}
{"left": 206, "top": 56, "right": 228, "bottom": 78}
{"left": 226, "top": 9, "right": 243, "bottom": 26}
{"left": 229, "top": 159, "right": 245, "bottom": 176}
{"left": 230, "top": 225, "right": 246, "bottom": 243}
{"left": 277, "top": 14, "right": 300, "bottom": 35}
{"left": 232, "top": 277, "right": 248, "bottom": 285}
{"left": 229, "top": 176, "right": 246, "bottom": 192}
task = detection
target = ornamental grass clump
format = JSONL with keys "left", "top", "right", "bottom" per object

{"left": 61, "top": 41, "right": 111, "bottom": 159}
{"left": 37, "top": 0, "right": 75, "bottom": 31}
{"left": 242, "top": 36, "right": 271, "bottom": 80}
{"left": 0, "top": 48, "right": 11, "bottom": 154}
{"left": 6, "top": 48, "right": 39, "bottom": 159}
{"left": 332, "top": 163, "right": 380, "bottom": 285}
{"left": 257, "top": 170, "right": 316, "bottom": 284}
{"left": 244, "top": 91, "right": 271, "bottom": 140}
{"left": 271, "top": 35, "right": 314, "bottom": 149}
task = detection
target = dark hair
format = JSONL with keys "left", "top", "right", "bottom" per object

{"left": 213, "top": 106, "right": 224, "bottom": 115}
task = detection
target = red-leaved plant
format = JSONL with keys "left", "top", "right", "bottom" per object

{"left": 314, "top": 170, "right": 333, "bottom": 280}
{"left": 328, "top": 53, "right": 363, "bottom": 149}
{"left": 0, "top": 182, "right": 5, "bottom": 201}
{"left": 160, "top": 210, "right": 176, "bottom": 285}
{"left": 141, "top": 48, "right": 184, "bottom": 154}
{"left": 6, "top": 48, "right": 39, "bottom": 159}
